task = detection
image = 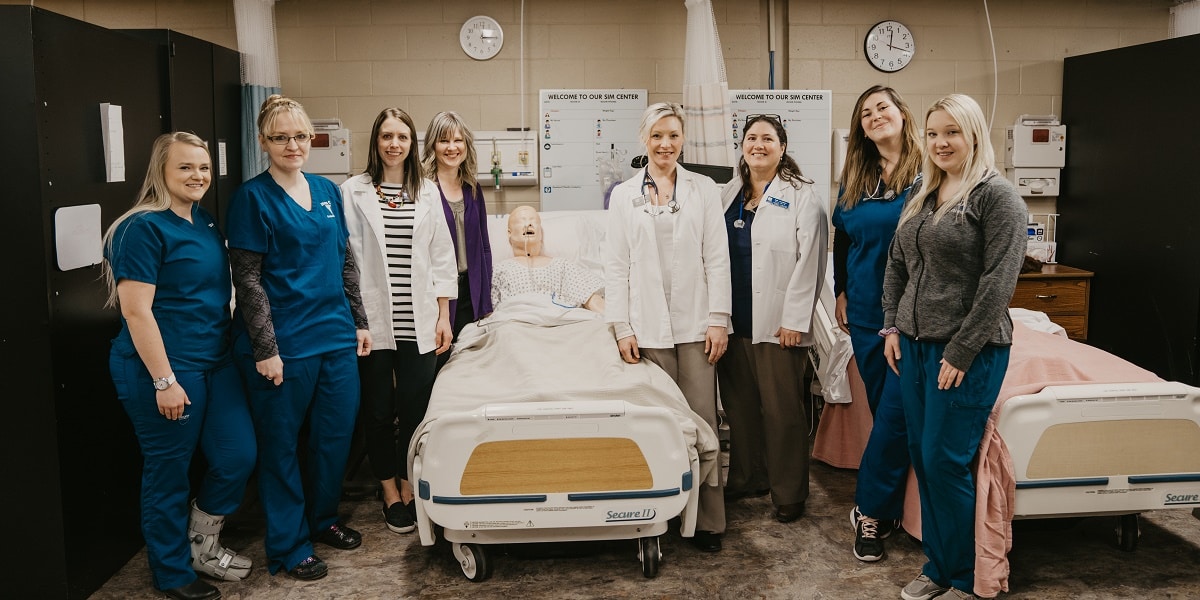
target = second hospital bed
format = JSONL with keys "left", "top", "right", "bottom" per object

{"left": 808, "top": 261, "right": 1200, "bottom": 597}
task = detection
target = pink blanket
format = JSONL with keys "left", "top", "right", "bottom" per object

{"left": 813, "top": 323, "right": 1160, "bottom": 597}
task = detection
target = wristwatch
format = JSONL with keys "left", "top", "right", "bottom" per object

{"left": 152, "top": 373, "right": 177, "bottom": 391}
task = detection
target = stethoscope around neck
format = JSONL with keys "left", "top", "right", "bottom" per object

{"left": 641, "top": 169, "right": 679, "bottom": 215}
{"left": 734, "top": 181, "right": 771, "bottom": 229}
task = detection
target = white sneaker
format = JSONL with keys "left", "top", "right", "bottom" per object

{"left": 901, "top": 574, "right": 949, "bottom": 600}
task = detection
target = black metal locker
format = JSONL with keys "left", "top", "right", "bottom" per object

{"left": 1061, "top": 35, "right": 1200, "bottom": 385}
{"left": 0, "top": 7, "right": 240, "bottom": 598}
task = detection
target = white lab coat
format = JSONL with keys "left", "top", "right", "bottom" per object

{"left": 605, "top": 165, "right": 732, "bottom": 349}
{"left": 341, "top": 173, "right": 458, "bottom": 354}
{"left": 720, "top": 174, "right": 828, "bottom": 346}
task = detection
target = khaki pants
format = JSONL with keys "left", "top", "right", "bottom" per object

{"left": 642, "top": 342, "right": 726, "bottom": 534}
{"left": 716, "top": 336, "right": 811, "bottom": 507}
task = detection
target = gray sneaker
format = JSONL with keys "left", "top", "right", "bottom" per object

{"left": 901, "top": 574, "right": 949, "bottom": 600}
{"left": 942, "top": 589, "right": 977, "bottom": 600}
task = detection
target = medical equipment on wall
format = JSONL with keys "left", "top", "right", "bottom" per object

{"left": 1026, "top": 212, "right": 1059, "bottom": 263}
{"left": 1005, "top": 115, "right": 1066, "bottom": 197}
{"left": 419, "top": 130, "right": 538, "bottom": 189}
{"left": 307, "top": 119, "right": 351, "bottom": 184}
{"left": 599, "top": 145, "right": 626, "bottom": 208}
{"left": 477, "top": 130, "right": 537, "bottom": 188}
{"left": 831, "top": 128, "right": 850, "bottom": 183}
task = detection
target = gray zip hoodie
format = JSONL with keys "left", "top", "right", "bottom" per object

{"left": 881, "top": 172, "right": 1027, "bottom": 371}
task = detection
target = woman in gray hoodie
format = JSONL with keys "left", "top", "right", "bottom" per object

{"left": 881, "top": 94, "right": 1026, "bottom": 600}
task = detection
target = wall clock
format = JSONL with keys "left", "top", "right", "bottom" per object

{"left": 460, "top": 15, "right": 504, "bottom": 60}
{"left": 864, "top": 20, "right": 914, "bottom": 73}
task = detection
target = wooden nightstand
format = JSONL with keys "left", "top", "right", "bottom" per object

{"left": 1011, "top": 264, "right": 1094, "bottom": 340}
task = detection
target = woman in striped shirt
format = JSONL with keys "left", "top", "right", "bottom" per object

{"left": 341, "top": 108, "right": 458, "bottom": 534}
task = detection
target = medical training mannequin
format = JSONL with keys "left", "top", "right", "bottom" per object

{"left": 491, "top": 206, "right": 604, "bottom": 312}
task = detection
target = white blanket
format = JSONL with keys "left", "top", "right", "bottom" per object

{"left": 409, "top": 293, "right": 720, "bottom": 487}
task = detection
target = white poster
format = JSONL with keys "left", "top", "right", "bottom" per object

{"left": 539, "top": 89, "right": 647, "bottom": 211}
{"left": 729, "top": 90, "right": 832, "bottom": 210}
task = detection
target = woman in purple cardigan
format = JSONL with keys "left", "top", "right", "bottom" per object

{"left": 422, "top": 111, "right": 493, "bottom": 346}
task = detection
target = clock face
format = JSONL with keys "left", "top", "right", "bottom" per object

{"left": 864, "top": 20, "right": 914, "bottom": 73}
{"left": 460, "top": 15, "right": 504, "bottom": 60}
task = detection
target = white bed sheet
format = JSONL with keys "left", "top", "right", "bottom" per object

{"left": 408, "top": 293, "right": 720, "bottom": 488}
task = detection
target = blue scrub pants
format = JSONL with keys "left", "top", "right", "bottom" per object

{"left": 849, "top": 324, "right": 909, "bottom": 520}
{"left": 110, "top": 353, "right": 256, "bottom": 591}
{"left": 899, "top": 335, "right": 1009, "bottom": 594}
{"left": 237, "top": 339, "right": 360, "bottom": 574}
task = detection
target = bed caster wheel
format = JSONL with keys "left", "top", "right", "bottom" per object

{"left": 1115, "top": 513, "right": 1140, "bottom": 552}
{"left": 638, "top": 536, "right": 661, "bottom": 578}
{"left": 452, "top": 542, "right": 493, "bottom": 582}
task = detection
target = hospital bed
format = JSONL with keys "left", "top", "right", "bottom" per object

{"left": 807, "top": 262, "right": 1200, "bottom": 597}
{"left": 407, "top": 210, "right": 718, "bottom": 582}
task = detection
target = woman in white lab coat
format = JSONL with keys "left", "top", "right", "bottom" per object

{"left": 605, "top": 102, "right": 731, "bottom": 553}
{"left": 341, "top": 108, "right": 457, "bottom": 535}
{"left": 717, "top": 114, "right": 828, "bottom": 524}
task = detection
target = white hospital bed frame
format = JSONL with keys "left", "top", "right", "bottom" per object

{"left": 997, "top": 381, "right": 1200, "bottom": 550}
{"left": 411, "top": 400, "right": 700, "bottom": 581}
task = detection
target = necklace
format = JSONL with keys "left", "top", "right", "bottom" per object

{"left": 374, "top": 182, "right": 409, "bottom": 208}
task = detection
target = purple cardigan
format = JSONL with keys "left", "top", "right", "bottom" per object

{"left": 439, "top": 182, "right": 494, "bottom": 320}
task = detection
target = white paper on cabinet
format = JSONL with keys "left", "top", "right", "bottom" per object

{"left": 100, "top": 102, "right": 126, "bottom": 182}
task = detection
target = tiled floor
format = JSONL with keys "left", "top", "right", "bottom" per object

{"left": 91, "top": 458, "right": 1200, "bottom": 599}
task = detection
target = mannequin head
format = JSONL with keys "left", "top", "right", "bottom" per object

{"left": 507, "top": 205, "right": 544, "bottom": 257}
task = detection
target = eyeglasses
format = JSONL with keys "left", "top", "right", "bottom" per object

{"left": 264, "top": 133, "right": 312, "bottom": 145}
{"left": 744, "top": 113, "right": 782, "bottom": 126}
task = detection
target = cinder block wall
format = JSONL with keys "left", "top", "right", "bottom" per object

{"left": 12, "top": 0, "right": 1170, "bottom": 216}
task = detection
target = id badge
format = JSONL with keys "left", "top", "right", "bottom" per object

{"left": 632, "top": 195, "right": 648, "bottom": 207}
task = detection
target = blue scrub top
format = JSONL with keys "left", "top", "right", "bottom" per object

{"left": 724, "top": 193, "right": 757, "bottom": 337}
{"left": 225, "top": 171, "right": 356, "bottom": 360}
{"left": 107, "top": 204, "right": 231, "bottom": 370}
{"left": 831, "top": 180, "right": 917, "bottom": 329}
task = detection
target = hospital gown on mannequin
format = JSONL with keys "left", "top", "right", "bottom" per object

{"left": 492, "top": 206, "right": 604, "bottom": 311}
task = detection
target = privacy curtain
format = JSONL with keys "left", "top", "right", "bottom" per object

{"left": 682, "top": 0, "right": 735, "bottom": 167}
{"left": 234, "top": 0, "right": 281, "bottom": 180}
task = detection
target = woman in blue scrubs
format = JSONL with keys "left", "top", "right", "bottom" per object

{"left": 226, "top": 95, "right": 372, "bottom": 581}
{"left": 104, "top": 132, "right": 256, "bottom": 600}
{"left": 833, "top": 85, "right": 923, "bottom": 563}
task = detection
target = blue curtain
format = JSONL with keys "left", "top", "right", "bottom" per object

{"left": 241, "top": 84, "right": 280, "bottom": 180}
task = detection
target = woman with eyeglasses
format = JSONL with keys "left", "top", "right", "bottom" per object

{"left": 422, "top": 111, "right": 493, "bottom": 357}
{"left": 834, "top": 85, "right": 923, "bottom": 563}
{"left": 103, "top": 132, "right": 256, "bottom": 600}
{"left": 225, "top": 94, "right": 372, "bottom": 581}
{"left": 716, "top": 114, "right": 828, "bottom": 525}
{"left": 341, "top": 108, "right": 456, "bottom": 535}
{"left": 604, "top": 102, "right": 730, "bottom": 553}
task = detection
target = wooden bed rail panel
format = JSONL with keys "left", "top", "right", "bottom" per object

{"left": 459, "top": 437, "right": 653, "bottom": 495}
{"left": 1027, "top": 419, "right": 1200, "bottom": 479}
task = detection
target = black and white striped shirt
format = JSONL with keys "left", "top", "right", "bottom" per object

{"left": 378, "top": 182, "right": 417, "bottom": 342}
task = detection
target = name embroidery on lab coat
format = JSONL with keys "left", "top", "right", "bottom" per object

{"left": 765, "top": 196, "right": 789, "bottom": 209}
{"left": 632, "top": 195, "right": 648, "bottom": 207}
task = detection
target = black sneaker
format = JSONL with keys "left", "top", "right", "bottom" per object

{"left": 313, "top": 522, "right": 362, "bottom": 550}
{"left": 878, "top": 515, "right": 900, "bottom": 539}
{"left": 384, "top": 501, "right": 416, "bottom": 534}
{"left": 287, "top": 555, "right": 328, "bottom": 581}
{"left": 851, "top": 505, "right": 885, "bottom": 562}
